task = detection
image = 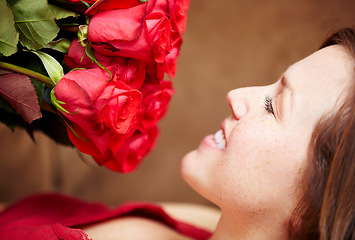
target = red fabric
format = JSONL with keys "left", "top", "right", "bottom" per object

{"left": 0, "top": 193, "right": 212, "bottom": 240}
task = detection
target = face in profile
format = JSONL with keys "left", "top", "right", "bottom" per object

{"left": 181, "top": 45, "right": 353, "bottom": 222}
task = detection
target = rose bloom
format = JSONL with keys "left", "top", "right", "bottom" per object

{"left": 52, "top": 66, "right": 146, "bottom": 173}
{"left": 170, "top": 0, "right": 190, "bottom": 35}
{"left": 86, "top": 0, "right": 189, "bottom": 77}
{"left": 64, "top": 38, "right": 121, "bottom": 69}
{"left": 87, "top": 0, "right": 172, "bottom": 63}
{"left": 139, "top": 80, "right": 174, "bottom": 131}
{"left": 64, "top": 39, "right": 147, "bottom": 90}
{"left": 102, "top": 127, "right": 159, "bottom": 173}
{"left": 162, "top": 36, "right": 182, "bottom": 77}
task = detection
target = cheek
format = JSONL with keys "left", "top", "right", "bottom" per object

{"left": 211, "top": 120, "right": 308, "bottom": 212}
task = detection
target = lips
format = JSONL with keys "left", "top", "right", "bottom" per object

{"left": 214, "top": 129, "right": 226, "bottom": 150}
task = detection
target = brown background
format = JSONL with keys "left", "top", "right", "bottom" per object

{"left": 1, "top": 0, "right": 355, "bottom": 207}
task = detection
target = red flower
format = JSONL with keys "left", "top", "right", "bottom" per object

{"left": 139, "top": 80, "right": 174, "bottom": 131}
{"left": 53, "top": 0, "right": 189, "bottom": 173}
{"left": 64, "top": 38, "right": 125, "bottom": 69}
{"left": 163, "top": 36, "right": 182, "bottom": 77}
{"left": 64, "top": 40, "right": 146, "bottom": 89}
{"left": 170, "top": 0, "right": 190, "bottom": 35}
{"left": 102, "top": 127, "right": 159, "bottom": 173}
{"left": 52, "top": 67, "right": 144, "bottom": 172}
{"left": 88, "top": 2, "right": 172, "bottom": 63}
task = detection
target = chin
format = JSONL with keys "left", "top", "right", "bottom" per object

{"left": 180, "top": 150, "right": 196, "bottom": 184}
{"left": 180, "top": 149, "right": 216, "bottom": 201}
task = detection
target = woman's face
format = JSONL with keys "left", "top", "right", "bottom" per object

{"left": 181, "top": 45, "right": 353, "bottom": 222}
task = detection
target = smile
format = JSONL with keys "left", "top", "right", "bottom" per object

{"left": 214, "top": 129, "right": 226, "bottom": 150}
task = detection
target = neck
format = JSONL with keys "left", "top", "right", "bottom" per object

{"left": 209, "top": 212, "right": 289, "bottom": 240}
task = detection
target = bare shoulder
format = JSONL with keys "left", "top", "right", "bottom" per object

{"left": 82, "top": 203, "right": 221, "bottom": 240}
{"left": 160, "top": 202, "right": 221, "bottom": 232}
{"left": 83, "top": 215, "right": 192, "bottom": 240}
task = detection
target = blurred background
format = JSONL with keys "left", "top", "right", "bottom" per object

{"left": 2, "top": 0, "right": 355, "bottom": 207}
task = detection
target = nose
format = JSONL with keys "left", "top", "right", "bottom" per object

{"left": 226, "top": 88, "right": 248, "bottom": 120}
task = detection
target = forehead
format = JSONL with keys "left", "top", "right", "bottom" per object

{"left": 286, "top": 45, "right": 353, "bottom": 96}
{"left": 282, "top": 45, "right": 354, "bottom": 125}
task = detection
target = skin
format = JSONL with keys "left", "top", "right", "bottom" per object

{"left": 83, "top": 203, "right": 221, "bottom": 240}
{"left": 181, "top": 45, "right": 354, "bottom": 239}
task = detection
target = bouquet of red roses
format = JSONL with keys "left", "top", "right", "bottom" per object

{"left": 0, "top": 0, "right": 190, "bottom": 173}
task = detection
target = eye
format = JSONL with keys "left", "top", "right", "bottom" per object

{"left": 264, "top": 95, "right": 275, "bottom": 115}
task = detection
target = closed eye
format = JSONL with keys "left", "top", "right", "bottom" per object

{"left": 264, "top": 95, "right": 275, "bottom": 115}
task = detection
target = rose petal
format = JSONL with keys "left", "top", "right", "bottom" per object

{"left": 64, "top": 38, "right": 117, "bottom": 69}
{"left": 94, "top": 81, "right": 142, "bottom": 135}
{"left": 88, "top": 5, "right": 146, "bottom": 43}
{"left": 63, "top": 68, "right": 113, "bottom": 102}
{"left": 67, "top": 123, "right": 104, "bottom": 157}
{"left": 54, "top": 78, "right": 94, "bottom": 130}
{"left": 104, "top": 127, "right": 159, "bottom": 173}
{"left": 91, "top": 23, "right": 154, "bottom": 62}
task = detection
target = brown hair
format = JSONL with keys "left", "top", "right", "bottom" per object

{"left": 289, "top": 28, "right": 355, "bottom": 239}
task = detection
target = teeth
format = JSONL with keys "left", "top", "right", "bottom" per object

{"left": 214, "top": 130, "right": 226, "bottom": 150}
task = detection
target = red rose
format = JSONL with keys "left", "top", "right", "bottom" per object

{"left": 88, "top": 2, "right": 172, "bottom": 63}
{"left": 139, "top": 80, "right": 174, "bottom": 131}
{"left": 145, "top": 62, "right": 165, "bottom": 82}
{"left": 117, "top": 58, "right": 146, "bottom": 90}
{"left": 52, "top": 67, "right": 143, "bottom": 170}
{"left": 146, "top": 12, "right": 172, "bottom": 63}
{"left": 51, "top": 0, "right": 189, "bottom": 173}
{"left": 169, "top": 0, "right": 190, "bottom": 35}
{"left": 163, "top": 36, "right": 182, "bottom": 77}
{"left": 103, "top": 127, "right": 159, "bottom": 173}
{"left": 64, "top": 38, "right": 125, "bottom": 69}
{"left": 64, "top": 40, "right": 146, "bottom": 89}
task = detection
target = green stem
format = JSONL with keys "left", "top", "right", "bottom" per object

{"left": 0, "top": 61, "right": 55, "bottom": 88}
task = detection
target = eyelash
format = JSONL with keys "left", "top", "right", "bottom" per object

{"left": 264, "top": 95, "right": 275, "bottom": 115}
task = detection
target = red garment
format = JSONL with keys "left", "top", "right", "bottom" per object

{"left": 0, "top": 194, "right": 212, "bottom": 240}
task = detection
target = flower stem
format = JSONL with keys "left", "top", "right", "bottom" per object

{"left": 0, "top": 61, "right": 55, "bottom": 88}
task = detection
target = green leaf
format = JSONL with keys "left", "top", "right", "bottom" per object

{"left": 78, "top": 25, "right": 88, "bottom": 43}
{"left": 49, "top": 4, "right": 79, "bottom": 20}
{"left": 7, "top": 0, "right": 60, "bottom": 51}
{"left": 31, "top": 51, "right": 64, "bottom": 84}
{"left": 31, "top": 78, "right": 45, "bottom": 105}
{"left": 0, "top": 0, "right": 19, "bottom": 56}
{"left": 45, "top": 38, "right": 71, "bottom": 53}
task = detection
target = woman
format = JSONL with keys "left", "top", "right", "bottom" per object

{"left": 1, "top": 28, "right": 355, "bottom": 240}
{"left": 85, "top": 28, "right": 355, "bottom": 239}
{"left": 180, "top": 28, "right": 355, "bottom": 239}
